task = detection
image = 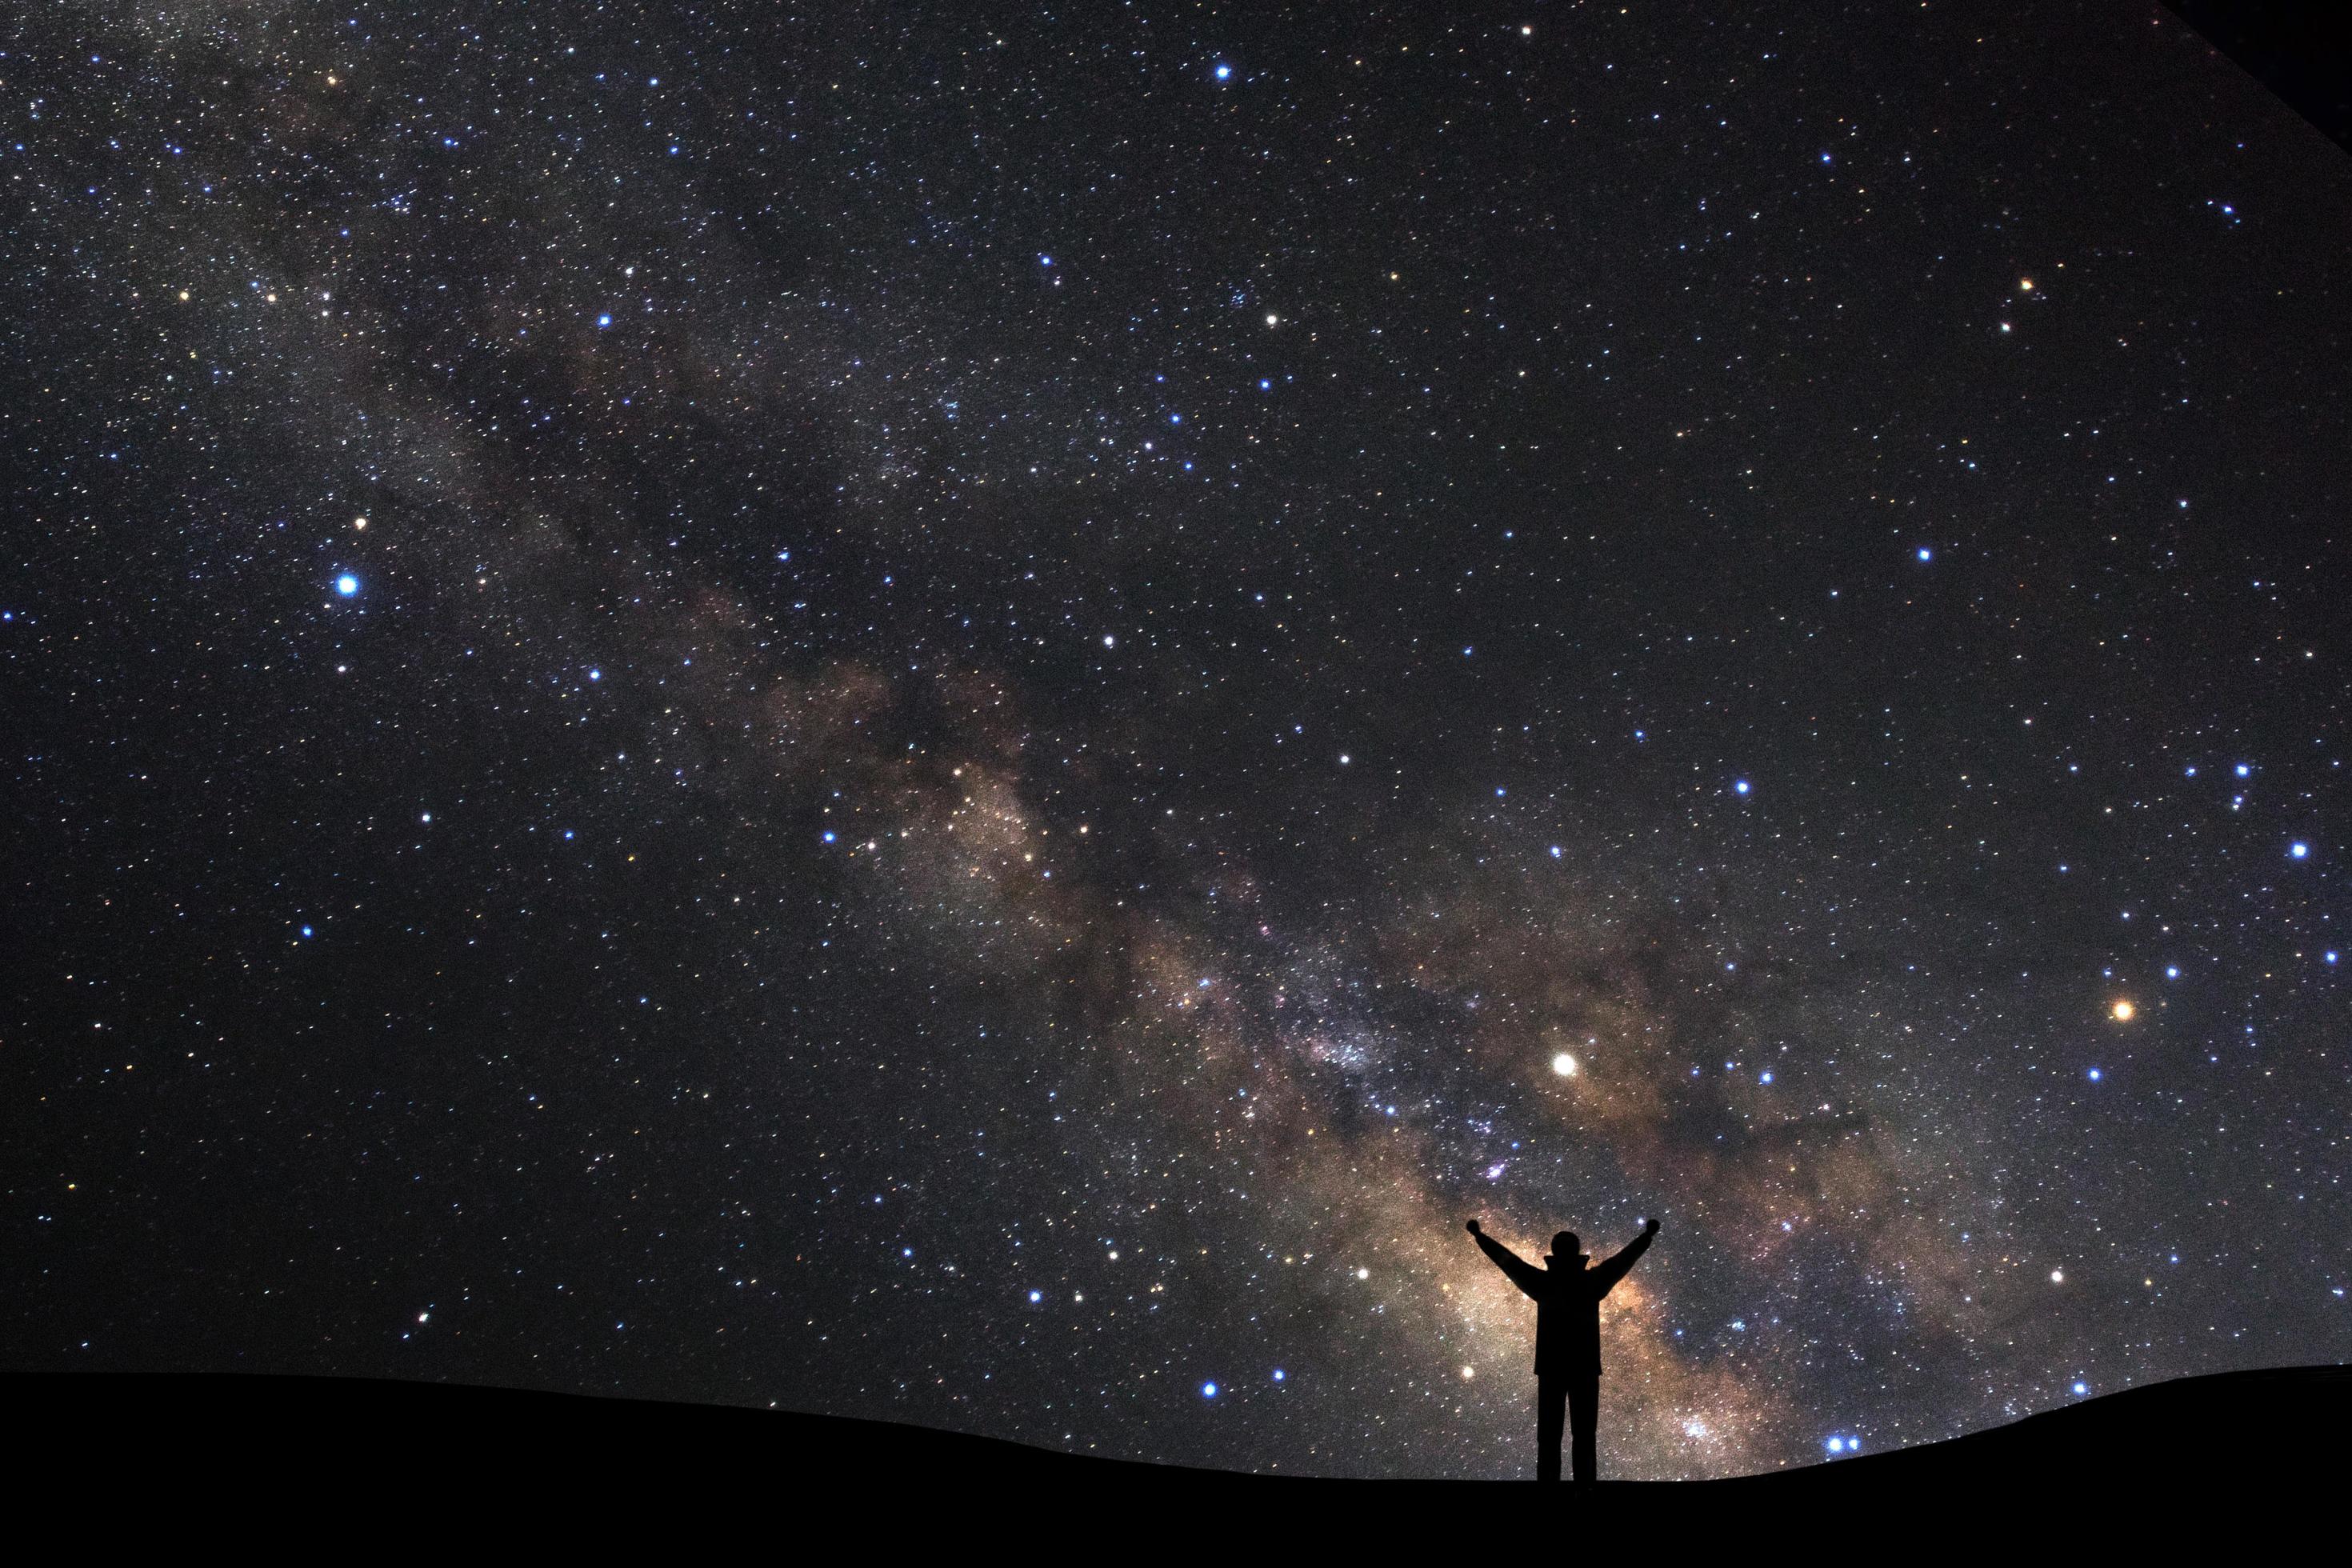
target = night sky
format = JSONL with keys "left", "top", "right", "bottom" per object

{"left": 6, "top": 3, "right": 2350, "bottom": 1479}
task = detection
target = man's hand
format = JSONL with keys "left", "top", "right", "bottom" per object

{"left": 1466, "top": 1218, "right": 1483, "bottom": 1236}
{"left": 1643, "top": 1217, "right": 1661, "bottom": 1236}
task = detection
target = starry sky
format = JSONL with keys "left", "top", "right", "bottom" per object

{"left": 6, "top": 2, "right": 2349, "bottom": 1479}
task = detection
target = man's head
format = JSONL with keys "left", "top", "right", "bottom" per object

{"left": 1549, "top": 1231, "right": 1586, "bottom": 1267}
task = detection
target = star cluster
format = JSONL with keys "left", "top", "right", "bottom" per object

{"left": 4, "top": 4, "right": 2348, "bottom": 1477}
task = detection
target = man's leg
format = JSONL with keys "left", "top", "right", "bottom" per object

{"left": 1537, "top": 1375, "right": 1566, "bottom": 1482}
{"left": 1569, "top": 1375, "right": 1600, "bottom": 1482}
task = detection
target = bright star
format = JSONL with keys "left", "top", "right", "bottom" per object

{"left": 1551, "top": 1052, "right": 1578, "bottom": 1078}
{"left": 334, "top": 574, "right": 360, "bottom": 597}
{"left": 2290, "top": 842, "right": 2309, "bottom": 858}
{"left": 1214, "top": 63, "right": 1231, "bottom": 80}
{"left": 1202, "top": 1381, "right": 1219, "bottom": 1397}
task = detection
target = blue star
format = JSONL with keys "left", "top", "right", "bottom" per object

{"left": 1214, "top": 63, "right": 1232, "bottom": 81}
{"left": 1201, "top": 1381, "right": 1219, "bottom": 1398}
{"left": 1916, "top": 546, "right": 1933, "bottom": 562}
{"left": 334, "top": 573, "right": 360, "bottom": 597}
{"left": 1734, "top": 778, "right": 1750, "bottom": 794}
{"left": 2290, "top": 842, "right": 2310, "bottom": 859}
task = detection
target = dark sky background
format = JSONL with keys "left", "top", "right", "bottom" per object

{"left": 6, "top": 2, "right": 2348, "bottom": 1478}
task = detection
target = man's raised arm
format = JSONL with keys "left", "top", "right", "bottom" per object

{"left": 1466, "top": 1218, "right": 1545, "bottom": 1297}
{"left": 1592, "top": 1217, "right": 1661, "bottom": 1292}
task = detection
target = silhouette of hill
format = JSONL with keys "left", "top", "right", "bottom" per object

{"left": 9, "top": 1365, "right": 2342, "bottom": 1534}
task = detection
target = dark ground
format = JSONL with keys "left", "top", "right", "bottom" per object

{"left": 14, "top": 1364, "right": 2344, "bottom": 1541}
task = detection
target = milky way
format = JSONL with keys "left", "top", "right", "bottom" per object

{"left": 6, "top": 4, "right": 2349, "bottom": 1478}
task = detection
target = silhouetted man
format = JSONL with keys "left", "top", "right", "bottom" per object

{"left": 1467, "top": 1214, "right": 1658, "bottom": 1482}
